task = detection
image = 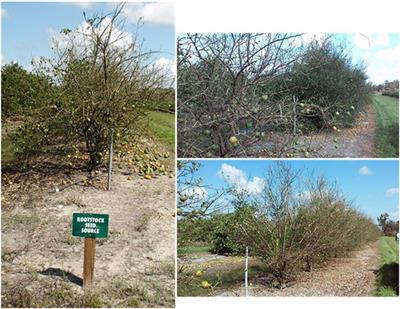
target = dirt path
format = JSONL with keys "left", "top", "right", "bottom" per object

{"left": 299, "top": 104, "right": 377, "bottom": 158}
{"left": 1, "top": 172, "right": 175, "bottom": 307}
{"left": 214, "top": 242, "right": 379, "bottom": 297}
{"left": 249, "top": 104, "right": 377, "bottom": 158}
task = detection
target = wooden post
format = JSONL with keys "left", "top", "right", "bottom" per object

{"left": 83, "top": 237, "right": 96, "bottom": 289}
{"left": 107, "top": 128, "right": 114, "bottom": 191}
{"left": 245, "top": 246, "right": 249, "bottom": 296}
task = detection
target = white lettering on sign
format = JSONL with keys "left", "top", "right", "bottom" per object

{"left": 85, "top": 223, "right": 97, "bottom": 228}
{"left": 81, "top": 228, "right": 100, "bottom": 234}
{"left": 77, "top": 217, "right": 105, "bottom": 223}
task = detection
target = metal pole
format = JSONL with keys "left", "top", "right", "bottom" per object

{"left": 107, "top": 128, "right": 114, "bottom": 191}
{"left": 245, "top": 246, "right": 248, "bottom": 296}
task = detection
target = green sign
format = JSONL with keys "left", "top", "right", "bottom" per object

{"left": 72, "top": 213, "right": 109, "bottom": 238}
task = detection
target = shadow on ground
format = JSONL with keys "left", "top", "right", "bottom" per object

{"left": 39, "top": 268, "right": 83, "bottom": 287}
{"left": 376, "top": 262, "right": 399, "bottom": 295}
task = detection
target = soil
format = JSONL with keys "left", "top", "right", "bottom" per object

{"left": 208, "top": 242, "right": 380, "bottom": 297}
{"left": 1, "top": 170, "right": 176, "bottom": 307}
{"left": 249, "top": 104, "right": 377, "bottom": 158}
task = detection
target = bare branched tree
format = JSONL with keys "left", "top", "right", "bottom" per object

{"left": 177, "top": 33, "right": 302, "bottom": 157}
{"left": 177, "top": 160, "right": 227, "bottom": 218}
{"left": 31, "top": 3, "right": 170, "bottom": 170}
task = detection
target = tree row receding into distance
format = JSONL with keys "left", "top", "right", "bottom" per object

{"left": 177, "top": 162, "right": 381, "bottom": 287}
{"left": 177, "top": 33, "right": 371, "bottom": 158}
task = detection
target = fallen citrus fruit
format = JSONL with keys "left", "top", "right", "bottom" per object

{"left": 201, "top": 281, "right": 211, "bottom": 289}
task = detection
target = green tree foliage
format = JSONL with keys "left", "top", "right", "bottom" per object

{"left": 377, "top": 213, "right": 399, "bottom": 236}
{"left": 1, "top": 63, "right": 54, "bottom": 118}
{"left": 275, "top": 39, "right": 371, "bottom": 130}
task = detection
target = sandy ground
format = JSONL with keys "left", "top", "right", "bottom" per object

{"left": 1, "top": 171, "right": 176, "bottom": 307}
{"left": 209, "top": 242, "right": 379, "bottom": 297}
{"left": 249, "top": 104, "right": 376, "bottom": 158}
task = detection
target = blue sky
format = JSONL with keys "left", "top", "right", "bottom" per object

{"left": 180, "top": 159, "right": 399, "bottom": 221}
{"left": 1, "top": 2, "right": 175, "bottom": 75}
{"left": 334, "top": 33, "right": 399, "bottom": 85}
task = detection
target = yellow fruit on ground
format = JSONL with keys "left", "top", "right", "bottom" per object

{"left": 127, "top": 176, "right": 132, "bottom": 181}
{"left": 195, "top": 270, "right": 204, "bottom": 277}
{"left": 201, "top": 281, "right": 211, "bottom": 289}
{"left": 144, "top": 175, "right": 152, "bottom": 180}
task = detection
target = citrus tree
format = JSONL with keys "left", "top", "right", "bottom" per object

{"left": 177, "top": 33, "right": 302, "bottom": 157}
{"left": 177, "top": 34, "right": 371, "bottom": 157}
{"left": 13, "top": 4, "right": 169, "bottom": 171}
{"left": 1, "top": 62, "right": 55, "bottom": 118}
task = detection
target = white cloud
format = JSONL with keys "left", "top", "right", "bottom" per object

{"left": 64, "top": 2, "right": 94, "bottom": 9}
{"left": 122, "top": 2, "right": 174, "bottom": 26}
{"left": 374, "top": 44, "right": 400, "bottom": 62}
{"left": 354, "top": 33, "right": 391, "bottom": 50}
{"left": 217, "top": 163, "right": 266, "bottom": 196}
{"left": 354, "top": 33, "right": 370, "bottom": 49}
{"left": 50, "top": 17, "right": 134, "bottom": 52}
{"left": 365, "top": 43, "right": 400, "bottom": 84}
{"left": 155, "top": 57, "right": 175, "bottom": 72}
{"left": 180, "top": 186, "right": 207, "bottom": 201}
{"left": 374, "top": 33, "right": 390, "bottom": 46}
{"left": 1, "top": 8, "right": 7, "bottom": 17}
{"left": 386, "top": 188, "right": 399, "bottom": 197}
{"left": 358, "top": 166, "right": 372, "bottom": 176}
{"left": 154, "top": 57, "right": 175, "bottom": 86}
{"left": 298, "top": 190, "right": 312, "bottom": 200}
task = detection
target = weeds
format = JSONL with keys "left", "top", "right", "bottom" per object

{"left": 135, "top": 213, "right": 152, "bottom": 233}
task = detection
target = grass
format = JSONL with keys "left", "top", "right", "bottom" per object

{"left": 372, "top": 94, "right": 399, "bottom": 157}
{"left": 178, "top": 245, "right": 212, "bottom": 256}
{"left": 375, "top": 236, "right": 399, "bottom": 296}
{"left": 2, "top": 275, "right": 174, "bottom": 308}
{"left": 147, "top": 111, "right": 175, "bottom": 148}
{"left": 178, "top": 259, "right": 268, "bottom": 296}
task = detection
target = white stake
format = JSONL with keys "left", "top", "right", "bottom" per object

{"left": 107, "top": 128, "right": 114, "bottom": 191}
{"left": 293, "top": 95, "right": 297, "bottom": 136}
{"left": 245, "top": 246, "right": 249, "bottom": 297}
